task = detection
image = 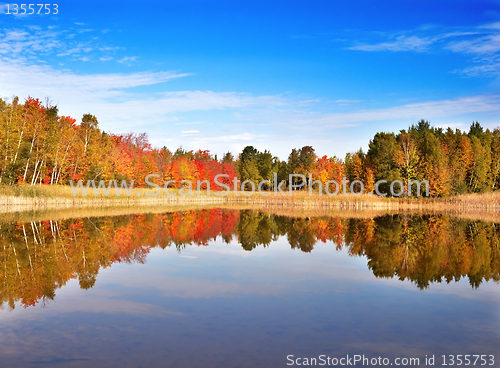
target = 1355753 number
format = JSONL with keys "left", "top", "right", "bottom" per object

{"left": 5, "top": 4, "right": 58, "bottom": 15}
{"left": 442, "top": 355, "right": 494, "bottom": 366}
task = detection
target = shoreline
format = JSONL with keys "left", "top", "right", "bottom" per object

{"left": 1, "top": 190, "right": 500, "bottom": 223}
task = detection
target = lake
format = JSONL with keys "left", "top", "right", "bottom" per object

{"left": 0, "top": 209, "right": 498, "bottom": 367}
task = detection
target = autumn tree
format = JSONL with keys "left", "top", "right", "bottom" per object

{"left": 394, "top": 133, "right": 419, "bottom": 193}
{"left": 367, "top": 132, "right": 401, "bottom": 195}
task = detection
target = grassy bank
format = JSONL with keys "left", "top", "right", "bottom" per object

{"left": 1, "top": 184, "right": 500, "bottom": 216}
{"left": 3, "top": 200, "right": 500, "bottom": 225}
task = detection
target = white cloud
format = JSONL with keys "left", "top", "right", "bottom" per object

{"left": 0, "top": 28, "right": 61, "bottom": 57}
{"left": 0, "top": 24, "right": 127, "bottom": 64}
{"left": 445, "top": 34, "right": 500, "bottom": 55}
{"left": 335, "top": 99, "right": 361, "bottom": 104}
{"left": 0, "top": 59, "right": 189, "bottom": 94}
{"left": 350, "top": 35, "right": 435, "bottom": 52}
{"left": 118, "top": 56, "right": 138, "bottom": 64}
{"left": 349, "top": 23, "right": 500, "bottom": 76}
{"left": 227, "top": 95, "right": 500, "bottom": 133}
{"left": 457, "top": 59, "right": 500, "bottom": 76}
{"left": 435, "top": 122, "right": 466, "bottom": 130}
{"left": 324, "top": 95, "right": 500, "bottom": 125}
{"left": 192, "top": 132, "right": 266, "bottom": 144}
{"left": 180, "top": 95, "right": 500, "bottom": 158}
{"left": 0, "top": 57, "right": 287, "bottom": 143}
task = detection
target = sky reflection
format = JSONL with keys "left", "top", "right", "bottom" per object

{"left": 1, "top": 231, "right": 499, "bottom": 367}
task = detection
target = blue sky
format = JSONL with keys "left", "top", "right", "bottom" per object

{"left": 1, "top": 0, "right": 500, "bottom": 159}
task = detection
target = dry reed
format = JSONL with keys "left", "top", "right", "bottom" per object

{"left": 1, "top": 185, "right": 500, "bottom": 222}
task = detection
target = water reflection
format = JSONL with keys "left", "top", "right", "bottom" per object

{"left": 1, "top": 209, "right": 500, "bottom": 309}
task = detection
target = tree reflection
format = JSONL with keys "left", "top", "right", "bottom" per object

{"left": 1, "top": 210, "right": 499, "bottom": 309}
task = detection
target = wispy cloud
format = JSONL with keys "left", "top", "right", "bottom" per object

{"left": 348, "top": 23, "right": 500, "bottom": 76}
{"left": 150, "top": 94, "right": 500, "bottom": 158}
{"left": 324, "top": 95, "right": 500, "bottom": 125}
{"left": 350, "top": 35, "right": 436, "bottom": 52}
{"left": 0, "top": 57, "right": 285, "bottom": 137}
{"left": 445, "top": 34, "right": 500, "bottom": 55}
{"left": 0, "top": 24, "right": 130, "bottom": 64}
{"left": 435, "top": 122, "right": 466, "bottom": 130}
{"left": 0, "top": 28, "right": 61, "bottom": 57}
{"left": 231, "top": 95, "right": 500, "bottom": 135}
{"left": 335, "top": 99, "right": 361, "bottom": 104}
{"left": 118, "top": 56, "right": 138, "bottom": 64}
{"left": 0, "top": 60, "right": 189, "bottom": 93}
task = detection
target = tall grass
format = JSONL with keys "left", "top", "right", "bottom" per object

{"left": 2, "top": 200, "right": 500, "bottom": 225}
{"left": 1, "top": 184, "right": 500, "bottom": 216}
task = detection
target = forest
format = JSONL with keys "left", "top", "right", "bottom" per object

{"left": 1, "top": 210, "right": 499, "bottom": 309}
{"left": 1, "top": 96, "right": 500, "bottom": 197}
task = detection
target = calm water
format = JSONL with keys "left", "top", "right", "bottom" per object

{"left": 0, "top": 209, "right": 499, "bottom": 367}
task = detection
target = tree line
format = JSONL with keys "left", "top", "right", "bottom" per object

{"left": 2, "top": 96, "right": 500, "bottom": 196}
